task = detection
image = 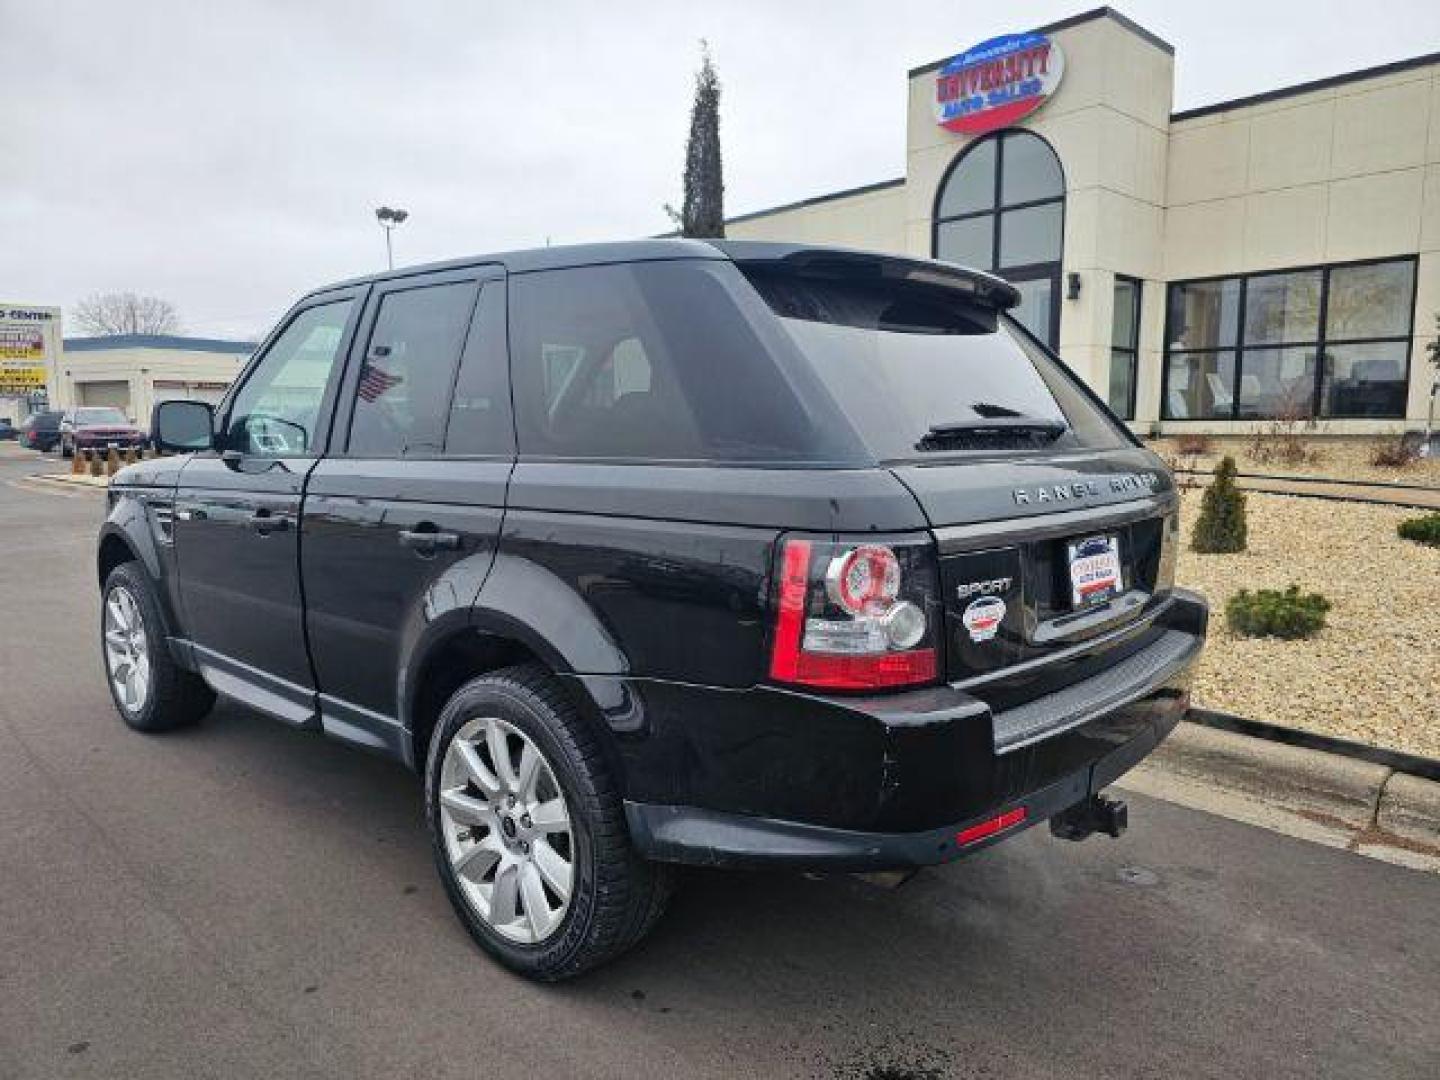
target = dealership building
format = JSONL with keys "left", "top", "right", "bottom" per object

{"left": 726, "top": 7, "right": 1440, "bottom": 435}
{"left": 55, "top": 335, "right": 253, "bottom": 421}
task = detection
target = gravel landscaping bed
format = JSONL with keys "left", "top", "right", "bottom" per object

{"left": 1176, "top": 490, "right": 1440, "bottom": 760}
{"left": 1152, "top": 436, "right": 1440, "bottom": 488}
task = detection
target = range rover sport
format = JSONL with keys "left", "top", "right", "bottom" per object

{"left": 97, "top": 240, "right": 1206, "bottom": 980}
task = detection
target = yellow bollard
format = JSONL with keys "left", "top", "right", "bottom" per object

{"left": 105, "top": 447, "right": 121, "bottom": 476}
{"left": 88, "top": 450, "right": 103, "bottom": 478}
{"left": 71, "top": 447, "right": 85, "bottom": 475}
{"left": 122, "top": 446, "right": 136, "bottom": 467}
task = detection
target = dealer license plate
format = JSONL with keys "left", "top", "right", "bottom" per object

{"left": 1067, "top": 534, "right": 1123, "bottom": 608}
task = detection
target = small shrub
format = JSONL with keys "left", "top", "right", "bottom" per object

{"left": 1369, "top": 436, "right": 1420, "bottom": 469}
{"left": 1398, "top": 512, "right": 1440, "bottom": 547}
{"left": 1191, "top": 456, "right": 1247, "bottom": 553}
{"left": 1175, "top": 433, "right": 1214, "bottom": 455}
{"left": 1226, "top": 586, "right": 1331, "bottom": 640}
{"left": 1245, "top": 402, "right": 1317, "bottom": 467}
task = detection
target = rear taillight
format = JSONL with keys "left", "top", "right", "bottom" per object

{"left": 768, "top": 533, "right": 941, "bottom": 691}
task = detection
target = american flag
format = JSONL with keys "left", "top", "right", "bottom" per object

{"left": 358, "top": 361, "right": 403, "bottom": 402}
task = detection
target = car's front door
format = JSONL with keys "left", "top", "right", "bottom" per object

{"left": 302, "top": 268, "right": 512, "bottom": 753}
{"left": 173, "top": 289, "right": 363, "bottom": 725}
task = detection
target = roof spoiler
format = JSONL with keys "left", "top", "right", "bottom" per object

{"left": 710, "top": 241, "right": 1022, "bottom": 311}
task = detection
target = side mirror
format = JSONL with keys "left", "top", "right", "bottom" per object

{"left": 152, "top": 399, "right": 216, "bottom": 453}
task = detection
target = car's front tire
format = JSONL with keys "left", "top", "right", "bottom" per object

{"left": 425, "top": 664, "right": 672, "bottom": 981}
{"left": 101, "top": 561, "right": 216, "bottom": 732}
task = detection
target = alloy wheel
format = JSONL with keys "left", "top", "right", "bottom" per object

{"left": 438, "top": 716, "right": 575, "bottom": 944}
{"left": 103, "top": 586, "right": 150, "bottom": 714}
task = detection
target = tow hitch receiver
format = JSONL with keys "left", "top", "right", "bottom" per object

{"left": 1049, "top": 793, "right": 1128, "bottom": 842}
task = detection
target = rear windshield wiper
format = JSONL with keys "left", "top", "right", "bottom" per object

{"left": 921, "top": 415, "right": 1069, "bottom": 446}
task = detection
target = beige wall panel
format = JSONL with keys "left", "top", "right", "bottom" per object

{"left": 906, "top": 69, "right": 951, "bottom": 156}
{"left": 1242, "top": 184, "right": 1328, "bottom": 269}
{"left": 1429, "top": 77, "right": 1440, "bottom": 163}
{"left": 1061, "top": 187, "right": 1100, "bottom": 278}
{"left": 1331, "top": 78, "right": 1432, "bottom": 178}
{"left": 1324, "top": 168, "right": 1425, "bottom": 261}
{"left": 1094, "top": 189, "right": 1164, "bottom": 279}
{"left": 1099, "top": 27, "right": 1174, "bottom": 131}
{"left": 727, "top": 186, "right": 908, "bottom": 254}
{"left": 1028, "top": 107, "right": 1101, "bottom": 193}
{"left": 1162, "top": 198, "right": 1245, "bottom": 280}
{"left": 1246, "top": 99, "right": 1334, "bottom": 191}
{"left": 1422, "top": 164, "right": 1440, "bottom": 253}
{"left": 1166, "top": 120, "right": 1250, "bottom": 205}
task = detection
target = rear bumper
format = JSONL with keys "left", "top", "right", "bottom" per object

{"left": 626, "top": 702, "right": 1177, "bottom": 870}
{"left": 605, "top": 589, "right": 1206, "bottom": 869}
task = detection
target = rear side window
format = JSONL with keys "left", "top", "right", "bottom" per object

{"left": 348, "top": 281, "right": 479, "bottom": 457}
{"left": 745, "top": 271, "right": 1131, "bottom": 459}
{"left": 508, "top": 261, "right": 863, "bottom": 463}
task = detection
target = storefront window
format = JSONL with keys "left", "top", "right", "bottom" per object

{"left": 1163, "top": 258, "right": 1415, "bottom": 420}
{"left": 1108, "top": 276, "right": 1141, "bottom": 420}
{"left": 933, "top": 130, "right": 1064, "bottom": 350}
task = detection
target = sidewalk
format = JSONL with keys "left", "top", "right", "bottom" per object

{"left": 1121, "top": 721, "right": 1440, "bottom": 873}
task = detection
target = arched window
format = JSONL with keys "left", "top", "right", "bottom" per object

{"left": 932, "top": 130, "right": 1065, "bottom": 349}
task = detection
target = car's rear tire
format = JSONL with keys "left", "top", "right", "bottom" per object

{"left": 101, "top": 561, "right": 216, "bottom": 732}
{"left": 425, "top": 664, "right": 672, "bottom": 981}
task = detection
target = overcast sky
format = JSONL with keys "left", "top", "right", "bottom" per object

{"left": 5, "top": 0, "right": 1439, "bottom": 339}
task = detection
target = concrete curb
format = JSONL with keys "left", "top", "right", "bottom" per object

{"left": 1145, "top": 721, "right": 1389, "bottom": 829}
{"left": 1377, "top": 772, "right": 1440, "bottom": 851}
{"left": 1124, "top": 720, "right": 1440, "bottom": 871}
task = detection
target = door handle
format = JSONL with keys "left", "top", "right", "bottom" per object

{"left": 398, "top": 527, "right": 461, "bottom": 553}
{"left": 249, "top": 510, "right": 290, "bottom": 535}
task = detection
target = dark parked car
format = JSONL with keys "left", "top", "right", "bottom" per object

{"left": 96, "top": 240, "right": 1206, "bottom": 980}
{"left": 0, "top": 418, "right": 15, "bottom": 440}
{"left": 60, "top": 406, "right": 147, "bottom": 457}
{"left": 17, "top": 409, "right": 64, "bottom": 451}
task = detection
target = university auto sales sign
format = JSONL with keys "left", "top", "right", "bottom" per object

{"left": 934, "top": 32, "right": 1064, "bottom": 135}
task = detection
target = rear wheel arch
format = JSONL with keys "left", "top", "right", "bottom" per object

{"left": 404, "top": 628, "right": 622, "bottom": 779}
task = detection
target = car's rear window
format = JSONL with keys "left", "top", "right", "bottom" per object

{"left": 508, "top": 261, "right": 864, "bottom": 464}
{"left": 742, "top": 270, "right": 1131, "bottom": 460}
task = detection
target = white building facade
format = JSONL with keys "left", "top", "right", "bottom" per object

{"left": 55, "top": 335, "right": 253, "bottom": 423}
{"left": 726, "top": 8, "right": 1440, "bottom": 435}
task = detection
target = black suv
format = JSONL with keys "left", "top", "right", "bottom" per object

{"left": 98, "top": 240, "right": 1206, "bottom": 980}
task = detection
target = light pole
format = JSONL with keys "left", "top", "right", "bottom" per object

{"left": 375, "top": 206, "right": 409, "bottom": 270}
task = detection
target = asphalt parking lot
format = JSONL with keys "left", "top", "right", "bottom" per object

{"left": 1, "top": 447, "right": 1438, "bottom": 1080}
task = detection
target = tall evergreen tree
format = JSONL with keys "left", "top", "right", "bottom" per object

{"left": 677, "top": 43, "right": 724, "bottom": 238}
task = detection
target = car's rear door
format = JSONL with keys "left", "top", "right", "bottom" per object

{"left": 301, "top": 266, "right": 512, "bottom": 755}
{"left": 173, "top": 288, "right": 364, "bottom": 725}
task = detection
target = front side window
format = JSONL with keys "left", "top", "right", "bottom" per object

{"left": 1163, "top": 259, "right": 1415, "bottom": 420}
{"left": 226, "top": 300, "right": 352, "bottom": 455}
{"left": 347, "top": 281, "right": 479, "bottom": 457}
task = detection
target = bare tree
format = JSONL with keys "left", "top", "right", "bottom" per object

{"left": 72, "top": 292, "right": 181, "bottom": 336}
{"left": 664, "top": 42, "right": 724, "bottom": 239}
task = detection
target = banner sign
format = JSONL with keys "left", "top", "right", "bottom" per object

{"left": 0, "top": 306, "right": 57, "bottom": 396}
{"left": 935, "top": 32, "right": 1064, "bottom": 135}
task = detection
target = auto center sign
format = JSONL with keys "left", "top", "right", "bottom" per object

{"left": 0, "top": 305, "right": 58, "bottom": 397}
{"left": 934, "top": 32, "right": 1064, "bottom": 135}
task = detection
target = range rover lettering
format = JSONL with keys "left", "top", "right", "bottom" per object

{"left": 97, "top": 240, "right": 1207, "bottom": 981}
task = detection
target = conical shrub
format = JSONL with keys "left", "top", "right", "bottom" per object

{"left": 1191, "top": 455, "right": 1247, "bottom": 553}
